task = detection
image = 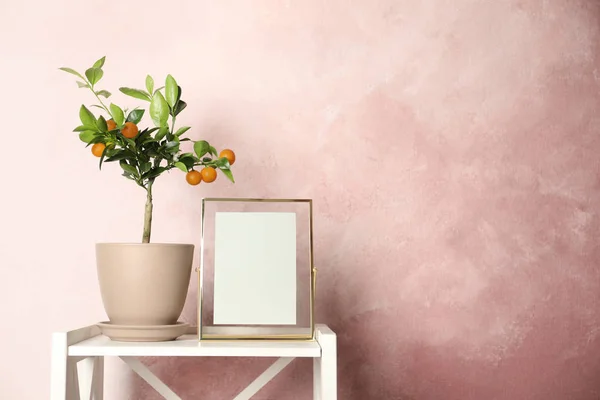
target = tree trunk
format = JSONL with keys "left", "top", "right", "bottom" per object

{"left": 142, "top": 180, "right": 153, "bottom": 243}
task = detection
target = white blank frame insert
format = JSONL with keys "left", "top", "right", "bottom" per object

{"left": 213, "top": 212, "right": 297, "bottom": 325}
{"left": 199, "top": 198, "right": 316, "bottom": 340}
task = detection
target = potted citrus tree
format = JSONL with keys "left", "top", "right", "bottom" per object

{"left": 60, "top": 57, "right": 236, "bottom": 340}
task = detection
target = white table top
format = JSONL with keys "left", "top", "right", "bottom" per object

{"left": 68, "top": 334, "right": 322, "bottom": 358}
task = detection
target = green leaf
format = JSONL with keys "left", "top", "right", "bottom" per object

{"left": 87, "top": 135, "right": 106, "bottom": 146}
{"left": 144, "top": 166, "right": 167, "bottom": 179}
{"left": 96, "top": 115, "right": 108, "bottom": 132}
{"left": 194, "top": 140, "right": 210, "bottom": 158}
{"left": 121, "top": 172, "right": 135, "bottom": 180}
{"left": 104, "top": 153, "right": 123, "bottom": 162}
{"left": 79, "top": 131, "right": 96, "bottom": 143}
{"left": 121, "top": 137, "right": 136, "bottom": 148}
{"left": 180, "top": 157, "right": 196, "bottom": 169}
{"left": 215, "top": 157, "right": 230, "bottom": 168}
{"left": 104, "top": 149, "right": 137, "bottom": 162}
{"left": 140, "top": 136, "right": 157, "bottom": 145}
{"left": 220, "top": 167, "right": 235, "bottom": 183}
{"left": 79, "top": 105, "right": 96, "bottom": 127}
{"left": 140, "top": 135, "right": 156, "bottom": 149}
{"left": 103, "top": 150, "right": 122, "bottom": 162}
{"left": 105, "top": 147, "right": 119, "bottom": 157}
{"left": 209, "top": 145, "right": 218, "bottom": 157}
{"left": 119, "top": 87, "right": 151, "bottom": 101}
{"left": 85, "top": 67, "right": 103, "bottom": 85}
{"left": 126, "top": 109, "right": 145, "bottom": 125}
{"left": 96, "top": 90, "right": 111, "bottom": 98}
{"left": 166, "top": 143, "right": 180, "bottom": 153}
{"left": 179, "top": 154, "right": 197, "bottom": 162}
{"left": 165, "top": 75, "right": 178, "bottom": 108}
{"left": 174, "top": 126, "right": 190, "bottom": 137}
{"left": 173, "top": 100, "right": 187, "bottom": 116}
{"left": 155, "top": 126, "right": 169, "bottom": 141}
{"left": 59, "top": 67, "right": 86, "bottom": 81}
{"left": 98, "top": 145, "right": 109, "bottom": 170}
{"left": 165, "top": 140, "right": 179, "bottom": 148}
{"left": 174, "top": 162, "right": 188, "bottom": 172}
{"left": 110, "top": 103, "right": 125, "bottom": 126}
{"left": 73, "top": 125, "right": 90, "bottom": 132}
{"left": 120, "top": 161, "right": 138, "bottom": 176}
{"left": 140, "top": 162, "right": 152, "bottom": 174}
{"left": 93, "top": 56, "right": 106, "bottom": 69}
{"left": 145, "top": 127, "right": 160, "bottom": 135}
{"left": 77, "top": 81, "right": 89, "bottom": 88}
{"left": 150, "top": 92, "right": 169, "bottom": 127}
{"left": 146, "top": 75, "right": 154, "bottom": 96}
{"left": 134, "top": 129, "right": 149, "bottom": 142}
{"left": 202, "top": 157, "right": 212, "bottom": 162}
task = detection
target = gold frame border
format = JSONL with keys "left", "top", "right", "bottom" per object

{"left": 198, "top": 197, "right": 316, "bottom": 341}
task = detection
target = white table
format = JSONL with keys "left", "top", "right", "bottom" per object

{"left": 51, "top": 324, "right": 337, "bottom": 399}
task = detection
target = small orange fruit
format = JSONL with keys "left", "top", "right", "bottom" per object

{"left": 106, "top": 119, "right": 117, "bottom": 131}
{"left": 201, "top": 167, "right": 217, "bottom": 183}
{"left": 91, "top": 143, "right": 106, "bottom": 157}
{"left": 219, "top": 149, "right": 236, "bottom": 165}
{"left": 186, "top": 170, "right": 202, "bottom": 186}
{"left": 121, "top": 121, "right": 139, "bottom": 139}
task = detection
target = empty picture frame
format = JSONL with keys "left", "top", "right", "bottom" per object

{"left": 198, "top": 198, "right": 316, "bottom": 340}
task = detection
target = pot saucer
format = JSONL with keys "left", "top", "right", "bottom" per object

{"left": 97, "top": 321, "right": 189, "bottom": 342}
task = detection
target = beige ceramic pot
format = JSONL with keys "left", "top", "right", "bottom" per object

{"left": 96, "top": 243, "right": 194, "bottom": 326}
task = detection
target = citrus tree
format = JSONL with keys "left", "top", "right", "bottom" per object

{"left": 60, "top": 56, "right": 236, "bottom": 243}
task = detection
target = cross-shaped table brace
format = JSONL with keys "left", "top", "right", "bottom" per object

{"left": 51, "top": 324, "right": 337, "bottom": 399}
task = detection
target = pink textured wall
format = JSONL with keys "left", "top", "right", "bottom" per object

{"left": 2, "top": 0, "right": 600, "bottom": 399}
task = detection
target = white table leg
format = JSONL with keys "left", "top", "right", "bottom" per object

{"left": 314, "top": 325, "right": 337, "bottom": 400}
{"left": 313, "top": 356, "right": 322, "bottom": 400}
{"left": 51, "top": 326, "right": 102, "bottom": 400}
{"left": 68, "top": 359, "right": 81, "bottom": 400}
{"left": 52, "top": 333, "right": 82, "bottom": 399}
{"left": 93, "top": 357, "right": 104, "bottom": 400}
{"left": 77, "top": 357, "right": 104, "bottom": 400}
{"left": 51, "top": 333, "right": 69, "bottom": 400}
